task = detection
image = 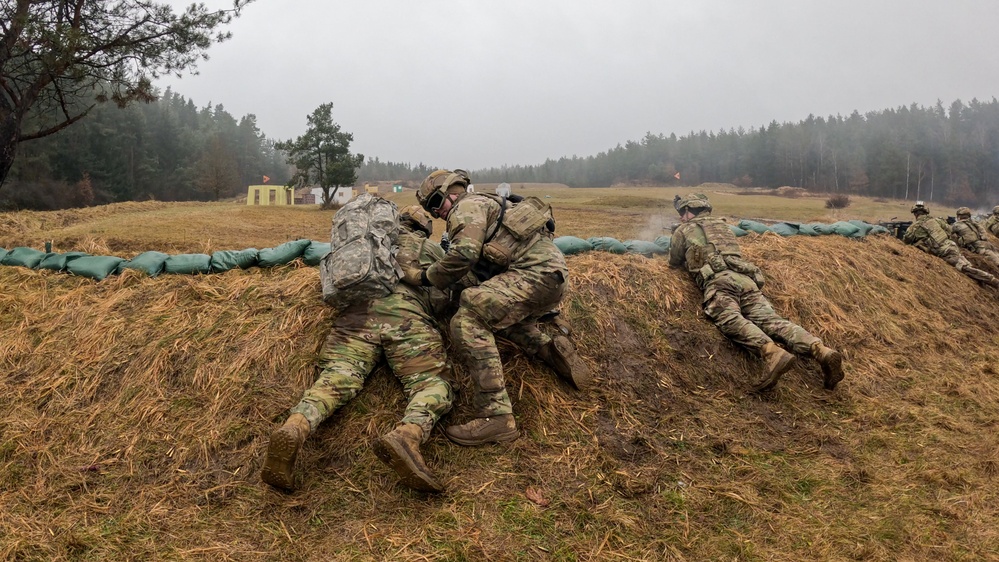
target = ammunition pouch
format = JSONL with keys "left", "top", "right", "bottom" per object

{"left": 480, "top": 195, "right": 553, "bottom": 270}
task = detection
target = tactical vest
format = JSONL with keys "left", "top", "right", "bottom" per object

{"left": 986, "top": 215, "right": 999, "bottom": 237}
{"left": 953, "top": 219, "right": 986, "bottom": 247}
{"left": 478, "top": 193, "right": 555, "bottom": 270}
{"left": 683, "top": 217, "right": 764, "bottom": 285}
{"left": 918, "top": 216, "right": 952, "bottom": 248}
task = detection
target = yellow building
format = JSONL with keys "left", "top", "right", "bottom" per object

{"left": 246, "top": 185, "right": 294, "bottom": 206}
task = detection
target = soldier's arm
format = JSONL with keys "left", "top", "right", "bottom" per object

{"left": 668, "top": 227, "right": 686, "bottom": 267}
{"left": 425, "top": 201, "right": 489, "bottom": 289}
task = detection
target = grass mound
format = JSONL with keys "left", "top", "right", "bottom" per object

{"left": 2, "top": 205, "right": 999, "bottom": 560}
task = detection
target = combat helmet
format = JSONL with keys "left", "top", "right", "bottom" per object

{"left": 416, "top": 169, "right": 470, "bottom": 216}
{"left": 910, "top": 201, "right": 929, "bottom": 216}
{"left": 992, "top": 205, "right": 999, "bottom": 216}
{"left": 673, "top": 193, "right": 712, "bottom": 215}
{"left": 399, "top": 205, "right": 433, "bottom": 236}
{"left": 956, "top": 206, "right": 972, "bottom": 218}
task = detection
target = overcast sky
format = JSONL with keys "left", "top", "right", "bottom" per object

{"left": 158, "top": 0, "right": 999, "bottom": 171}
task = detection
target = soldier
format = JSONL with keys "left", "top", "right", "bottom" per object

{"left": 404, "top": 169, "right": 590, "bottom": 446}
{"left": 985, "top": 205, "right": 999, "bottom": 238}
{"left": 668, "top": 193, "right": 844, "bottom": 392}
{"left": 902, "top": 202, "right": 999, "bottom": 288}
{"left": 262, "top": 206, "right": 454, "bottom": 493}
{"left": 950, "top": 207, "right": 999, "bottom": 270}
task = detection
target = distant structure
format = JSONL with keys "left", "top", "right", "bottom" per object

{"left": 393, "top": 184, "right": 403, "bottom": 193}
{"left": 364, "top": 183, "right": 379, "bottom": 195}
{"left": 247, "top": 185, "right": 294, "bottom": 206}
{"left": 496, "top": 182, "right": 512, "bottom": 197}
{"left": 466, "top": 184, "right": 475, "bottom": 193}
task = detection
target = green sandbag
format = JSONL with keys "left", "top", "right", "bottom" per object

{"left": 588, "top": 236, "right": 627, "bottom": 254}
{"left": 0, "top": 248, "right": 7, "bottom": 262}
{"left": 829, "top": 221, "right": 861, "bottom": 237}
{"left": 119, "top": 251, "right": 170, "bottom": 276}
{"left": 257, "top": 239, "right": 311, "bottom": 267}
{"left": 796, "top": 223, "right": 824, "bottom": 236}
{"left": 869, "top": 225, "right": 891, "bottom": 235}
{"left": 730, "top": 225, "right": 749, "bottom": 237}
{"left": 737, "top": 219, "right": 772, "bottom": 234}
{"left": 163, "top": 253, "right": 212, "bottom": 275}
{"left": 302, "top": 241, "right": 331, "bottom": 266}
{"left": 67, "top": 256, "right": 125, "bottom": 281}
{"left": 554, "top": 236, "right": 593, "bottom": 255}
{"left": 847, "top": 220, "right": 875, "bottom": 237}
{"left": 769, "top": 222, "right": 799, "bottom": 237}
{"left": 38, "top": 251, "right": 90, "bottom": 272}
{"left": 654, "top": 235, "right": 672, "bottom": 250}
{"left": 1, "top": 246, "right": 46, "bottom": 269}
{"left": 210, "top": 248, "right": 259, "bottom": 272}
{"left": 624, "top": 240, "right": 667, "bottom": 256}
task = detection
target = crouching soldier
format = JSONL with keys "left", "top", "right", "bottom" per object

{"left": 668, "top": 193, "right": 844, "bottom": 392}
{"left": 951, "top": 207, "right": 999, "bottom": 270}
{"left": 903, "top": 202, "right": 999, "bottom": 288}
{"left": 262, "top": 206, "right": 454, "bottom": 493}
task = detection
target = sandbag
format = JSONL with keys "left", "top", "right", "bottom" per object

{"left": 729, "top": 225, "right": 749, "bottom": 237}
{"left": 847, "top": 220, "right": 875, "bottom": 237}
{"left": 119, "top": 251, "right": 170, "bottom": 276}
{"left": 869, "top": 225, "right": 891, "bottom": 235}
{"left": 67, "top": 256, "right": 125, "bottom": 281}
{"left": 210, "top": 248, "right": 259, "bottom": 272}
{"left": 553, "top": 236, "right": 593, "bottom": 255}
{"left": 258, "top": 239, "right": 311, "bottom": 268}
{"left": 796, "top": 223, "right": 823, "bottom": 236}
{"left": 163, "top": 253, "right": 212, "bottom": 275}
{"left": 769, "top": 222, "right": 799, "bottom": 237}
{"left": 829, "top": 221, "right": 861, "bottom": 237}
{"left": 302, "top": 241, "right": 331, "bottom": 266}
{"left": 1, "top": 247, "right": 46, "bottom": 269}
{"left": 654, "top": 235, "right": 672, "bottom": 250}
{"left": 38, "top": 251, "right": 89, "bottom": 272}
{"left": 624, "top": 240, "right": 667, "bottom": 256}
{"left": 587, "top": 236, "right": 627, "bottom": 254}
{"left": 737, "top": 220, "right": 772, "bottom": 235}
{"left": 0, "top": 248, "right": 7, "bottom": 262}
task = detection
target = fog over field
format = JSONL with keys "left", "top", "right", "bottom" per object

{"left": 159, "top": 0, "right": 999, "bottom": 169}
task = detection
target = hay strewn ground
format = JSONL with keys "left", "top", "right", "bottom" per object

{"left": 2, "top": 197, "right": 999, "bottom": 561}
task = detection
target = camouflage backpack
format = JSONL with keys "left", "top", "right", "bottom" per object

{"left": 319, "top": 193, "right": 402, "bottom": 308}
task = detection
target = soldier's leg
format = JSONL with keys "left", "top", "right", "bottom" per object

{"left": 941, "top": 246, "right": 999, "bottom": 287}
{"left": 703, "top": 289, "right": 772, "bottom": 351}
{"left": 740, "top": 289, "right": 820, "bottom": 356}
{"left": 978, "top": 248, "right": 999, "bottom": 270}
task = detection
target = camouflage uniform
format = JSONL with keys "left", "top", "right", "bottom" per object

{"left": 669, "top": 216, "right": 821, "bottom": 355}
{"left": 902, "top": 214, "right": 999, "bottom": 287}
{"left": 985, "top": 209, "right": 999, "bottom": 238}
{"left": 950, "top": 217, "right": 999, "bottom": 270}
{"left": 288, "top": 229, "right": 453, "bottom": 437}
{"left": 425, "top": 192, "right": 567, "bottom": 417}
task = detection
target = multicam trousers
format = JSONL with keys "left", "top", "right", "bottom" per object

{"left": 450, "top": 267, "right": 566, "bottom": 417}
{"left": 702, "top": 270, "right": 820, "bottom": 356}
{"left": 289, "top": 292, "right": 453, "bottom": 438}
{"left": 934, "top": 242, "right": 999, "bottom": 286}
{"left": 968, "top": 242, "right": 999, "bottom": 271}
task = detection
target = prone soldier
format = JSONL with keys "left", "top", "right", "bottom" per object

{"left": 950, "top": 206, "right": 999, "bottom": 270}
{"left": 902, "top": 202, "right": 999, "bottom": 288}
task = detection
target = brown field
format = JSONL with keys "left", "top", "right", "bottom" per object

{"left": 2, "top": 186, "right": 998, "bottom": 561}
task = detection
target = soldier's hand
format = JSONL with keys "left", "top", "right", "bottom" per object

{"left": 401, "top": 266, "right": 428, "bottom": 286}
{"left": 753, "top": 270, "right": 766, "bottom": 288}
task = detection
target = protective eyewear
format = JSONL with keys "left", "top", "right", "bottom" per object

{"left": 425, "top": 191, "right": 446, "bottom": 217}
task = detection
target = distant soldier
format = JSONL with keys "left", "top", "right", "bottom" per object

{"left": 950, "top": 206, "right": 999, "bottom": 270}
{"left": 902, "top": 202, "right": 999, "bottom": 288}
{"left": 262, "top": 206, "right": 454, "bottom": 494}
{"left": 668, "top": 193, "right": 844, "bottom": 392}
{"left": 985, "top": 205, "right": 999, "bottom": 238}
{"left": 405, "top": 169, "right": 590, "bottom": 446}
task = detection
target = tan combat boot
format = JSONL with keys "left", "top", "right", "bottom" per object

{"left": 753, "top": 342, "right": 795, "bottom": 392}
{"left": 810, "top": 341, "right": 845, "bottom": 390}
{"left": 261, "top": 413, "right": 310, "bottom": 491}
{"left": 536, "top": 335, "right": 592, "bottom": 390}
{"left": 445, "top": 414, "right": 519, "bottom": 446}
{"left": 373, "top": 424, "right": 444, "bottom": 493}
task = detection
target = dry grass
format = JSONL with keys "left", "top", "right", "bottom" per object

{"left": 2, "top": 195, "right": 999, "bottom": 561}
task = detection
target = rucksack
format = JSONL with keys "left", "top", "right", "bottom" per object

{"left": 319, "top": 193, "right": 401, "bottom": 308}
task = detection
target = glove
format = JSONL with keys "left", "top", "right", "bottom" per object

{"left": 753, "top": 269, "right": 766, "bottom": 289}
{"left": 401, "top": 266, "right": 429, "bottom": 287}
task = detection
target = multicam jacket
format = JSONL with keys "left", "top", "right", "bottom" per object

{"left": 425, "top": 193, "right": 565, "bottom": 289}
{"left": 394, "top": 229, "right": 449, "bottom": 318}
{"left": 986, "top": 214, "right": 999, "bottom": 238}
{"left": 903, "top": 215, "right": 954, "bottom": 253}
{"left": 950, "top": 218, "right": 992, "bottom": 251}
{"left": 669, "top": 215, "right": 764, "bottom": 291}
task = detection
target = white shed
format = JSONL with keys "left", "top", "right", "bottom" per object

{"left": 496, "top": 182, "right": 512, "bottom": 197}
{"left": 310, "top": 187, "right": 353, "bottom": 205}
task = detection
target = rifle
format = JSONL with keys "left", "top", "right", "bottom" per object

{"left": 878, "top": 219, "right": 913, "bottom": 239}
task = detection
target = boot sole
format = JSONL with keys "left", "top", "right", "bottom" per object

{"left": 821, "top": 351, "right": 845, "bottom": 390}
{"left": 372, "top": 436, "right": 444, "bottom": 493}
{"left": 444, "top": 426, "right": 520, "bottom": 447}
{"left": 753, "top": 354, "right": 795, "bottom": 392}
{"left": 552, "top": 335, "right": 591, "bottom": 390}
{"left": 261, "top": 427, "right": 300, "bottom": 491}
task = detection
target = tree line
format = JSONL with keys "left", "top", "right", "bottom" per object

{"left": 465, "top": 99, "right": 999, "bottom": 206}
{"left": 2, "top": 88, "right": 290, "bottom": 210}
